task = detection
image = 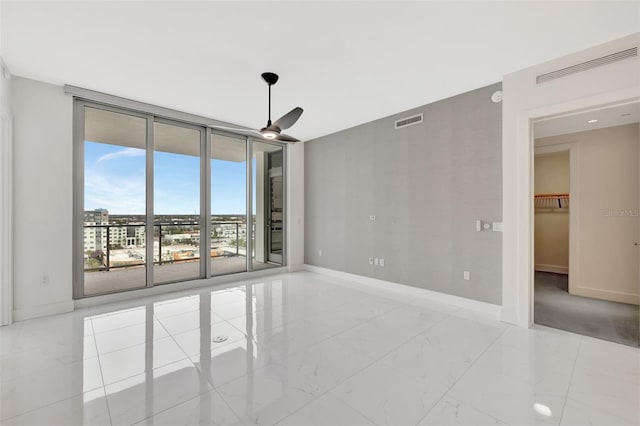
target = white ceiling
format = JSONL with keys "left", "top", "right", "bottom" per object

{"left": 534, "top": 101, "right": 640, "bottom": 139}
{"left": 2, "top": 1, "right": 639, "bottom": 141}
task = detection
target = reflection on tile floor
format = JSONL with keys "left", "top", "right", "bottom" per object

{"left": 1, "top": 271, "right": 638, "bottom": 425}
{"left": 84, "top": 256, "right": 279, "bottom": 295}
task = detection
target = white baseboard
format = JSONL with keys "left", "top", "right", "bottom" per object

{"left": 571, "top": 286, "right": 639, "bottom": 305}
{"left": 13, "top": 300, "right": 75, "bottom": 321}
{"left": 10, "top": 266, "right": 505, "bottom": 323}
{"left": 303, "top": 264, "right": 502, "bottom": 320}
{"left": 535, "top": 264, "right": 569, "bottom": 274}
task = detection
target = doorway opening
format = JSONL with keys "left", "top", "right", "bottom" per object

{"left": 532, "top": 102, "right": 639, "bottom": 347}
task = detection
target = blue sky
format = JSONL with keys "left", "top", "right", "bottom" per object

{"left": 85, "top": 141, "right": 250, "bottom": 215}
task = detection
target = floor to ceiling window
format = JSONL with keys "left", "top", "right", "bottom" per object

{"left": 211, "top": 132, "right": 247, "bottom": 276}
{"left": 153, "top": 120, "right": 203, "bottom": 285}
{"left": 252, "top": 141, "right": 285, "bottom": 271}
{"left": 81, "top": 105, "right": 148, "bottom": 296}
{"left": 75, "top": 100, "right": 286, "bottom": 298}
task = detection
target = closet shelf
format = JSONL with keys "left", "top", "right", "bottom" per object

{"left": 535, "top": 193, "right": 569, "bottom": 209}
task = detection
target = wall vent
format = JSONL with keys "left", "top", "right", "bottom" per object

{"left": 536, "top": 47, "right": 637, "bottom": 84}
{"left": 394, "top": 113, "right": 423, "bottom": 129}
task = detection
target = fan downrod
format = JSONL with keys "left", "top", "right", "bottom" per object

{"left": 261, "top": 72, "right": 279, "bottom": 86}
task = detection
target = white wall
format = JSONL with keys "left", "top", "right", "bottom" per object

{"left": 0, "top": 58, "right": 14, "bottom": 326}
{"left": 502, "top": 33, "right": 640, "bottom": 326}
{"left": 287, "top": 141, "right": 304, "bottom": 270}
{"left": 534, "top": 152, "right": 570, "bottom": 273}
{"left": 537, "top": 124, "right": 639, "bottom": 305}
{"left": 12, "top": 77, "right": 74, "bottom": 320}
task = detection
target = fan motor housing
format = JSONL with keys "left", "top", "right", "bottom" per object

{"left": 261, "top": 72, "right": 279, "bottom": 86}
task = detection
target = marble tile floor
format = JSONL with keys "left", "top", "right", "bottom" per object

{"left": 0, "top": 271, "right": 638, "bottom": 426}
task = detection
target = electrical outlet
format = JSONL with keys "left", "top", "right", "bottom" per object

{"left": 379, "top": 258, "right": 385, "bottom": 267}
{"left": 369, "top": 215, "right": 376, "bottom": 221}
{"left": 463, "top": 271, "right": 470, "bottom": 281}
{"left": 374, "top": 258, "right": 379, "bottom": 266}
{"left": 41, "top": 275, "right": 49, "bottom": 285}
{"left": 318, "top": 249, "right": 322, "bottom": 257}
{"left": 369, "top": 257, "right": 374, "bottom": 265}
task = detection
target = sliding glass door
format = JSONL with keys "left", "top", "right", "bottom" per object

{"left": 81, "top": 105, "right": 148, "bottom": 296}
{"left": 266, "top": 149, "right": 284, "bottom": 264}
{"left": 211, "top": 132, "right": 248, "bottom": 276}
{"left": 153, "top": 120, "right": 203, "bottom": 284}
{"left": 252, "top": 141, "right": 285, "bottom": 270}
{"left": 75, "top": 100, "right": 286, "bottom": 298}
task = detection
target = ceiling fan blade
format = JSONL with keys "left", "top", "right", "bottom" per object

{"left": 273, "top": 107, "right": 303, "bottom": 130}
{"left": 275, "top": 133, "right": 300, "bottom": 143}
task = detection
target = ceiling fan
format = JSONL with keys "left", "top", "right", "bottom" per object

{"left": 210, "top": 72, "right": 304, "bottom": 142}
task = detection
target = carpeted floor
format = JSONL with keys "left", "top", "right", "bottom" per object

{"left": 534, "top": 271, "right": 639, "bottom": 347}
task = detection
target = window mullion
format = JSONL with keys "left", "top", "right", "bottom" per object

{"left": 246, "top": 137, "right": 253, "bottom": 273}
{"left": 146, "top": 115, "right": 155, "bottom": 288}
{"left": 203, "top": 128, "right": 211, "bottom": 278}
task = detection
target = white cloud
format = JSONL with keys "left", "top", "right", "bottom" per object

{"left": 85, "top": 170, "right": 146, "bottom": 215}
{"left": 97, "top": 147, "right": 145, "bottom": 163}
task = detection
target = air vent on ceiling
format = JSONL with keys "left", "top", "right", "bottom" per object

{"left": 536, "top": 47, "right": 637, "bottom": 84}
{"left": 394, "top": 113, "right": 423, "bottom": 129}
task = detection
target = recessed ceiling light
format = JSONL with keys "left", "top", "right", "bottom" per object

{"left": 586, "top": 119, "right": 598, "bottom": 124}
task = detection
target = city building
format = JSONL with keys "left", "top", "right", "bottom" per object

{"left": 83, "top": 208, "right": 108, "bottom": 224}
{"left": 83, "top": 209, "right": 146, "bottom": 255}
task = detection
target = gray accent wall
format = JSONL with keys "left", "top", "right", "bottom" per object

{"left": 304, "top": 83, "right": 502, "bottom": 305}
